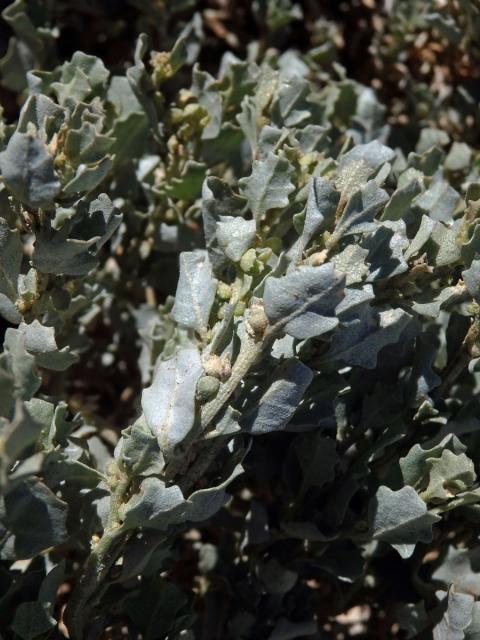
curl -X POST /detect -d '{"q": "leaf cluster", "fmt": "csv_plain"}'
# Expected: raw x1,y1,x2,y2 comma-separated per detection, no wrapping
2,2,480,639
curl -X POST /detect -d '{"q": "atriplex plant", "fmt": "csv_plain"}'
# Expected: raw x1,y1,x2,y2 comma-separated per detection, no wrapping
3,3,480,639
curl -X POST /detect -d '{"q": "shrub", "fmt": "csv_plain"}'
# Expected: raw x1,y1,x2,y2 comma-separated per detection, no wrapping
2,2,480,639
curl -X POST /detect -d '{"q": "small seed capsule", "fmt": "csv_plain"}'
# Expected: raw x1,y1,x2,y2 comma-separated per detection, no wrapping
196,375,221,402
203,354,232,381
246,302,269,337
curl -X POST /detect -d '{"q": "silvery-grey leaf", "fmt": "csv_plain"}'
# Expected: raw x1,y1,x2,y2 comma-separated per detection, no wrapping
271,334,296,360
404,214,436,261
325,304,412,369
107,75,144,117
211,405,241,438
120,419,164,477
381,178,422,222
400,434,466,489
171,250,217,334
25,398,74,449
241,358,313,434
331,245,369,285
253,251,291,297
216,216,257,262
4,478,68,558
363,220,409,281
467,602,480,639
3,328,41,401
0,217,22,323
178,11,203,65
263,263,345,339
126,34,159,136
329,180,389,246
461,222,480,268
294,124,330,153
202,177,247,274
62,157,113,195
433,589,474,640
142,348,203,456
422,450,476,503
17,94,66,139
335,284,375,315
417,127,450,154
122,478,186,530
58,51,109,89
433,547,480,598
0,294,20,325
429,220,462,267
407,329,441,405
203,304,235,360
414,180,461,222
239,152,295,221
373,162,392,187
1,401,43,463
38,562,66,612
408,145,444,176
463,259,480,302
290,177,339,263
192,67,222,140
412,284,464,318
271,77,311,127
369,485,440,558
51,52,109,107
335,140,395,197
18,320,77,371
64,118,113,164
277,49,309,80
257,125,289,158
254,64,279,114
0,132,60,208
237,95,258,154
84,194,123,251
445,142,472,173
32,194,122,275
33,234,97,276
354,86,387,140
184,464,243,521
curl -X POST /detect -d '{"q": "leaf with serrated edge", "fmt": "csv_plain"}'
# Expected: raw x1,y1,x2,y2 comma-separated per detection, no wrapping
370,485,440,558
239,151,295,221
0,132,60,208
